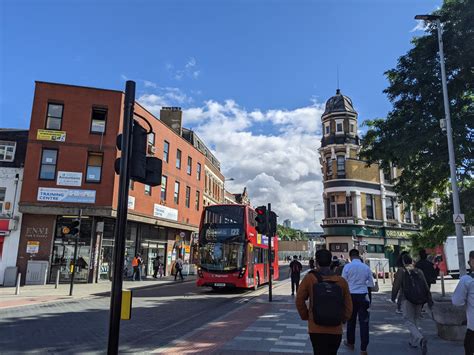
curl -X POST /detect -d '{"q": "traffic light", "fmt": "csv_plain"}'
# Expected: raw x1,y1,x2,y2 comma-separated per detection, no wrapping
115,120,162,186
61,219,80,237
255,206,267,234
269,211,277,236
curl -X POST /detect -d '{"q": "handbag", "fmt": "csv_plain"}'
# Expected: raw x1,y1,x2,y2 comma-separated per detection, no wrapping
372,281,379,292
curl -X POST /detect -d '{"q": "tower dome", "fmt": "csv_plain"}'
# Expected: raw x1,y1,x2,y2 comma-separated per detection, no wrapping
323,89,356,116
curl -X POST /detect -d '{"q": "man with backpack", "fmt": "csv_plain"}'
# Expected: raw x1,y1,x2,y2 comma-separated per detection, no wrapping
289,255,303,296
415,249,437,290
296,249,353,355
452,250,474,355
391,254,433,355
342,249,375,355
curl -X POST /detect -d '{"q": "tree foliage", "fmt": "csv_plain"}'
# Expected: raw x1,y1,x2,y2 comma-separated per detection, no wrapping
360,0,473,212
277,225,306,240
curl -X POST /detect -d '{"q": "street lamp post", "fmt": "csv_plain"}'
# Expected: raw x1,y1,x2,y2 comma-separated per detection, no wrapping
415,14,466,275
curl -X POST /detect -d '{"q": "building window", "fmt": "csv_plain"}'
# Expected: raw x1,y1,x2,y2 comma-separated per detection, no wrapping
335,120,344,134
324,123,330,135
366,194,374,220
176,149,181,169
337,156,345,177
350,123,355,133
90,108,107,133
386,196,395,220
0,188,5,214
384,168,392,184
367,244,384,253
174,181,180,204
129,179,135,190
163,141,169,163
46,103,64,130
39,149,58,180
329,243,348,253
161,175,167,201
187,157,192,175
404,206,412,223
148,132,155,146
330,195,336,217
86,152,103,182
0,141,16,162
185,186,191,208
326,157,333,177
195,190,200,210
197,163,202,181
144,184,152,196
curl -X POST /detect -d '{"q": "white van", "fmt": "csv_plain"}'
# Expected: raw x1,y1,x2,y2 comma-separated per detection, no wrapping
443,235,474,278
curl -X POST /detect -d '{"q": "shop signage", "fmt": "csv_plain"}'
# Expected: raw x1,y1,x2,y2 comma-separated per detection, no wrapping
37,129,66,142
128,196,135,210
37,187,96,204
385,229,416,239
57,171,82,187
26,241,40,254
153,204,178,221
25,227,49,239
184,245,191,253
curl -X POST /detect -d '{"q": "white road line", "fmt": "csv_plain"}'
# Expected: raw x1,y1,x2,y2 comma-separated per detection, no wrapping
243,328,283,334
234,336,263,341
274,341,307,347
269,348,305,353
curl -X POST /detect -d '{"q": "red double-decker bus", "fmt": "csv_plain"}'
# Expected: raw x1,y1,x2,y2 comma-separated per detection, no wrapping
196,204,279,289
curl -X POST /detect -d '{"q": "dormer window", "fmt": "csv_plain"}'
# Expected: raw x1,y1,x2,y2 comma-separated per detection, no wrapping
324,123,330,135
335,119,344,135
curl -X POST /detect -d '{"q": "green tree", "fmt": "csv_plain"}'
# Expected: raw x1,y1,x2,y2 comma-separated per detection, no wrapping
276,225,306,240
360,0,473,213
361,0,473,249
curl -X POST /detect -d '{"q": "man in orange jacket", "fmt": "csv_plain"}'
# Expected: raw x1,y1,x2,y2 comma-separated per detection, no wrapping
296,249,353,355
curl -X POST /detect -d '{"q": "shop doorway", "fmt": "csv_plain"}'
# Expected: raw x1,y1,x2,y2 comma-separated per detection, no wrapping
139,241,166,278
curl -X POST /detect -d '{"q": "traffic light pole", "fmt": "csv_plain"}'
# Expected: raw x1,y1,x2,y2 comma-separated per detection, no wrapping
107,81,135,355
69,209,82,297
267,203,272,302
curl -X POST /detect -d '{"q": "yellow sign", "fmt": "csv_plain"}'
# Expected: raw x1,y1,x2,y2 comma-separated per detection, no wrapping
37,129,66,142
257,234,262,244
184,245,191,253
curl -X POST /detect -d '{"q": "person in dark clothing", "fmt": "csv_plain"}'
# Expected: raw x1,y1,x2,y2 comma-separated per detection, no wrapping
395,251,409,313
415,249,437,290
309,257,315,270
289,255,303,296
153,257,162,278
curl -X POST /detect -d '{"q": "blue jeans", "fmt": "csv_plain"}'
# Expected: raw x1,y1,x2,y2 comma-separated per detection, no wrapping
347,293,370,351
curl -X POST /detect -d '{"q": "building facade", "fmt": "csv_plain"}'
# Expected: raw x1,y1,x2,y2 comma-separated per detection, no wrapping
17,82,207,284
0,130,28,285
319,90,419,265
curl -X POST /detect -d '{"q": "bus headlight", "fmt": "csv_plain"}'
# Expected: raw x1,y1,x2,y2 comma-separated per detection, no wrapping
197,267,204,278
238,266,246,278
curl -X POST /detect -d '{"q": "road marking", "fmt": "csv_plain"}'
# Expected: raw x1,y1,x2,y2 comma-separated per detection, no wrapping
244,328,283,334
269,348,304,353
274,341,307,347
234,336,263,341
280,335,309,340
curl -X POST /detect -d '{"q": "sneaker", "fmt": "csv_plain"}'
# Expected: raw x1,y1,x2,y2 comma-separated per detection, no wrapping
420,338,427,355
396,309,403,314
343,340,355,350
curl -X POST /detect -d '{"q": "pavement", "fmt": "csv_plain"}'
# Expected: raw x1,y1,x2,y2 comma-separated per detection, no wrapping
0,274,196,309
154,273,465,355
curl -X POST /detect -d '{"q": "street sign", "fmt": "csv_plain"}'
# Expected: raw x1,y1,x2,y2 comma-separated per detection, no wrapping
359,241,368,246
453,214,465,224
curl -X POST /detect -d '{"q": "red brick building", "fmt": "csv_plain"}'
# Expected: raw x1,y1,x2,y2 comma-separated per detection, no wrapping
17,82,206,284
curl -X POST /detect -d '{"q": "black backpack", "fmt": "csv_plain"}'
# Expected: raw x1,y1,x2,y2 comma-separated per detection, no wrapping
402,268,429,305
310,271,345,326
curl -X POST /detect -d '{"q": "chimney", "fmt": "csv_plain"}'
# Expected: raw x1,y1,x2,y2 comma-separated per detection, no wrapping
160,107,183,136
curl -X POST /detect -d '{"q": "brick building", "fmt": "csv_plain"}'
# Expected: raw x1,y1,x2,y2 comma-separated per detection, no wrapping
17,81,207,284
319,90,419,265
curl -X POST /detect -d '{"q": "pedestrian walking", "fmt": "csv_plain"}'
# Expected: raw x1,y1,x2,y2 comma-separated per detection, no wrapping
342,249,375,355
153,257,161,278
174,257,184,281
309,257,315,270
131,254,142,281
391,254,432,354
415,249,437,290
452,250,474,355
394,251,409,314
296,249,353,355
289,255,303,296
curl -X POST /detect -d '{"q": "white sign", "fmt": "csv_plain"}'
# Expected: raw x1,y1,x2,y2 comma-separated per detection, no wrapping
26,241,40,254
359,241,369,246
37,187,96,204
57,171,82,187
128,196,135,210
453,214,465,224
153,204,178,221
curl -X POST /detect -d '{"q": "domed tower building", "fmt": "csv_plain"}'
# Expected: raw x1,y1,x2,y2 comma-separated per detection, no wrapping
319,90,419,264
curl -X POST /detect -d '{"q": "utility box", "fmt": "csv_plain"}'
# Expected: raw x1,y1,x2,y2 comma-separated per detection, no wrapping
26,260,49,285
3,266,18,287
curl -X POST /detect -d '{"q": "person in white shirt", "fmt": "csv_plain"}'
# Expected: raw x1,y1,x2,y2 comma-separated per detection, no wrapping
452,250,474,355
342,249,375,355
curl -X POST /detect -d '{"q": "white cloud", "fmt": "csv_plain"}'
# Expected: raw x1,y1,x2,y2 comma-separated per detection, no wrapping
167,57,201,81
410,20,428,33
137,86,193,116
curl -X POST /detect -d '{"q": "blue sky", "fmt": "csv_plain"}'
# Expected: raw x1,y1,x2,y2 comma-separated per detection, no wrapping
0,0,441,230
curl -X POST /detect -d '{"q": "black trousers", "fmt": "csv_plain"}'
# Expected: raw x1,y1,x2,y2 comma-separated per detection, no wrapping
291,274,300,294
347,294,370,351
466,329,474,355
310,333,342,355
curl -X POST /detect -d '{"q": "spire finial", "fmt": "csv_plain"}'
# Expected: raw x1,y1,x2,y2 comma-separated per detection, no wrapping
337,64,340,92
336,88,341,95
